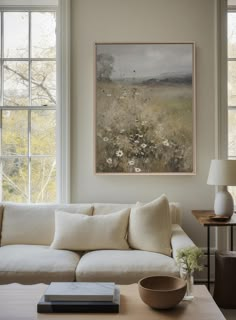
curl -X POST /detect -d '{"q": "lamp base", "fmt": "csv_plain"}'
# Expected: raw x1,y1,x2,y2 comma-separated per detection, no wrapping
214,188,234,217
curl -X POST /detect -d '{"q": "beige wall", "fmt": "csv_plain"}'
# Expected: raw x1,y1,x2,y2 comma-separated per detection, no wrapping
71,0,217,248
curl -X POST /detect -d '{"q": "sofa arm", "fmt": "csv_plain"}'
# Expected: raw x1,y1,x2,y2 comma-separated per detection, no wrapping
171,224,196,262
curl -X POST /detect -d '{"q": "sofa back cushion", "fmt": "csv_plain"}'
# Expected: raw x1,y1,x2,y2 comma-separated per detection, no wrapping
51,208,130,251
93,202,182,225
1,204,93,246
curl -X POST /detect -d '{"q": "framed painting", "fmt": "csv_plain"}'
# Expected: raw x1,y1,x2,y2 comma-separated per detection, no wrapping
95,43,196,175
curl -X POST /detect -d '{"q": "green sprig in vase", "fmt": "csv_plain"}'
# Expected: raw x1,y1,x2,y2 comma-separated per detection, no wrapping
176,246,203,300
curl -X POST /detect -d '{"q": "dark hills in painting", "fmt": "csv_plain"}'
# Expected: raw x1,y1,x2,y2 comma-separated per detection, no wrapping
144,73,192,85
112,73,192,86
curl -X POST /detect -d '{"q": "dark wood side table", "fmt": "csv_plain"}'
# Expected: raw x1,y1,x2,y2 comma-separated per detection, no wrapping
192,210,236,290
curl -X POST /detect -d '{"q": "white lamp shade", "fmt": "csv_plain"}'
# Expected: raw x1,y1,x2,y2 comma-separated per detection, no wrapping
207,159,236,186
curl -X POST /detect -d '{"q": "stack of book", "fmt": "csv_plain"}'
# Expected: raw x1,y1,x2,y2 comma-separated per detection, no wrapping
37,282,120,313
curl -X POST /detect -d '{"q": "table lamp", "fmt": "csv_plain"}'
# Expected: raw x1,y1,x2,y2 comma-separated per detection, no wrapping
207,159,236,217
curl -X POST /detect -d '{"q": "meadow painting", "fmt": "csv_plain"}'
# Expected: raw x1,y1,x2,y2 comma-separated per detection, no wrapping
95,43,195,174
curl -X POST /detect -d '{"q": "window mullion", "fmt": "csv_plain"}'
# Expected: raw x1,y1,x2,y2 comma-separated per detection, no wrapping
28,110,31,203
0,106,56,110
28,10,31,203
2,58,55,61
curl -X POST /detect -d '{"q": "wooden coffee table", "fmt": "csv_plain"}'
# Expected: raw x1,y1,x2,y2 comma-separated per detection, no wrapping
0,283,225,320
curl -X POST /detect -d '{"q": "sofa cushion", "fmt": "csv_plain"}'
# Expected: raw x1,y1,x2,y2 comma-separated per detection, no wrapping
51,208,130,251
0,245,81,284
76,250,179,284
93,202,182,225
93,203,135,215
128,195,172,256
1,204,93,246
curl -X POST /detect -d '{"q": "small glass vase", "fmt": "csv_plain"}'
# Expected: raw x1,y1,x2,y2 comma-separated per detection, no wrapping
180,269,194,301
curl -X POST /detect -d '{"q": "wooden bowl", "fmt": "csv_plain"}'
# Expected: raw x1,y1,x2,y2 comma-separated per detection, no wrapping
138,276,187,309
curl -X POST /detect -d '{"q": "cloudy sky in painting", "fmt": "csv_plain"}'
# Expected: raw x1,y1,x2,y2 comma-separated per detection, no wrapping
96,43,193,80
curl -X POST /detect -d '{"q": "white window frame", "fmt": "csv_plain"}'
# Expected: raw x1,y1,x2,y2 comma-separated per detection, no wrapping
227,5,236,161
215,0,228,250
56,0,71,203
0,0,71,203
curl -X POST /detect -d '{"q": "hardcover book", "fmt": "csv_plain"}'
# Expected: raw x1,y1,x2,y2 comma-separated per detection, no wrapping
37,286,120,313
44,282,115,302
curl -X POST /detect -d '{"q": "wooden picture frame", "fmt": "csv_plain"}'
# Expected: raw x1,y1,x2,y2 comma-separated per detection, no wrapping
94,42,196,175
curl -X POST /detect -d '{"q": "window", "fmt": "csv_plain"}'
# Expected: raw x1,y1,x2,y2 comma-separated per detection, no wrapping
0,9,57,202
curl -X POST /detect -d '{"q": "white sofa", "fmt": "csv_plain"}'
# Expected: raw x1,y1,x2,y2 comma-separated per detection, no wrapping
0,201,194,285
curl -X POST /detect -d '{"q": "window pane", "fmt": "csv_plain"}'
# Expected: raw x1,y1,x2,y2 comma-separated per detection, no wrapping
0,64,1,103
228,110,236,157
31,61,56,106
4,12,29,58
229,186,236,202
228,61,236,106
1,157,28,202
2,110,28,155
4,61,29,106
32,12,56,58
31,157,56,202
31,110,56,155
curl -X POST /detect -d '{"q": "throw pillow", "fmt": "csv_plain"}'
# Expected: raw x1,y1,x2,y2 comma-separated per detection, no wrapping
128,194,172,256
51,208,130,250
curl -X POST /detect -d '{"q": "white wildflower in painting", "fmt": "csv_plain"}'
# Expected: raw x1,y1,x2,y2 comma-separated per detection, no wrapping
141,143,147,148
103,137,109,142
135,167,141,173
120,129,125,133
116,150,123,157
106,158,112,164
128,160,135,166
141,121,147,125
134,140,139,144
163,139,170,146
